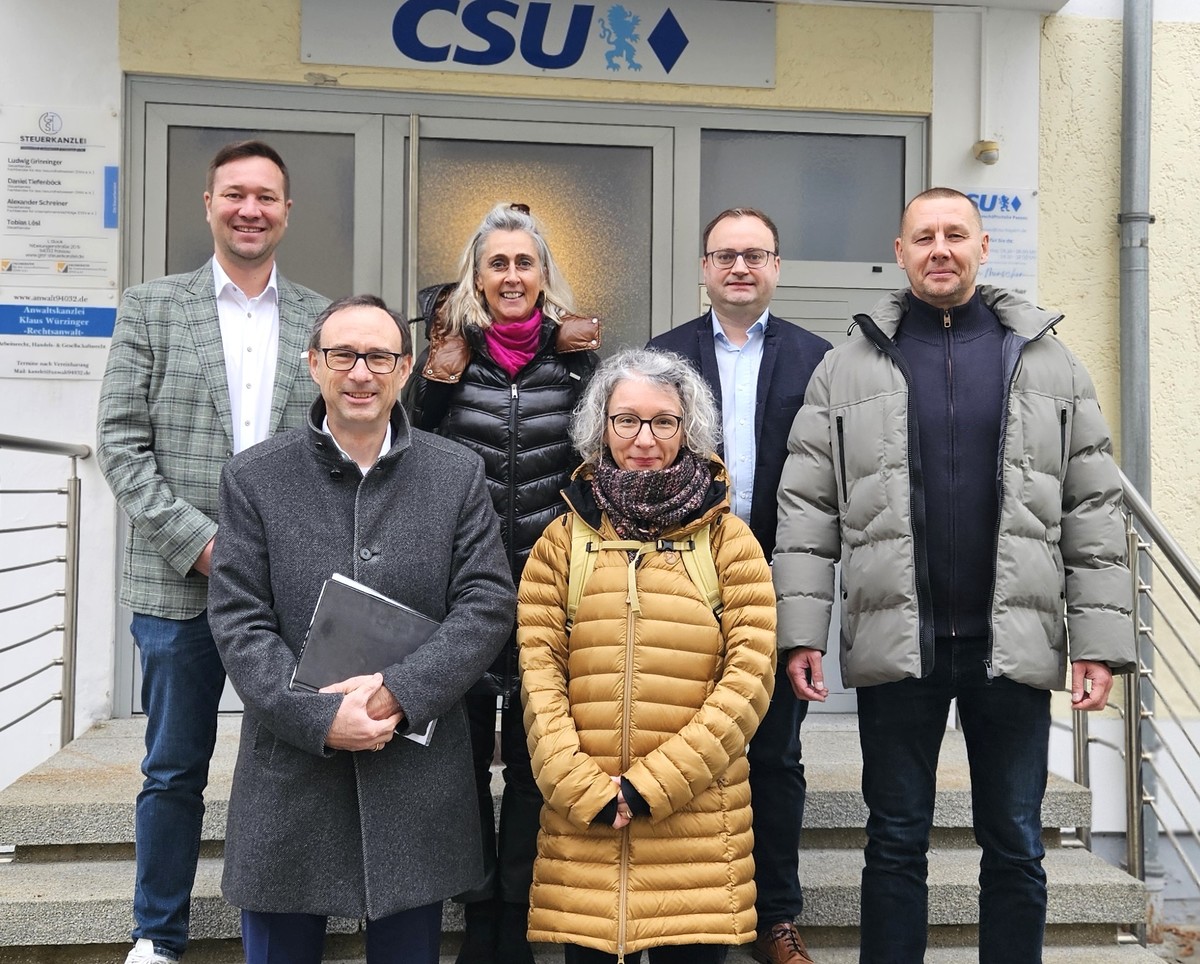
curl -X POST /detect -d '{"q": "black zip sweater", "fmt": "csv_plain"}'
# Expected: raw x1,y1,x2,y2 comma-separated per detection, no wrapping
893,290,1005,640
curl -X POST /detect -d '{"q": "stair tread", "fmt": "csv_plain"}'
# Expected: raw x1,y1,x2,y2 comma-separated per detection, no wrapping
0,716,1091,846
0,847,1145,940
797,846,1146,926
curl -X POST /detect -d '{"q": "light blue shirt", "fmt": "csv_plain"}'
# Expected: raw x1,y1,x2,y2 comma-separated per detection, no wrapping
712,309,768,524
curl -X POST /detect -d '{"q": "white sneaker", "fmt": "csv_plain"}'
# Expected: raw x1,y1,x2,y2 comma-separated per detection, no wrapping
124,939,178,964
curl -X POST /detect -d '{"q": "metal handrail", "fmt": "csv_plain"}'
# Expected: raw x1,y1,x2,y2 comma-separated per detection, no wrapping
0,434,91,459
0,434,90,747
1120,470,1200,598
1070,469,1200,946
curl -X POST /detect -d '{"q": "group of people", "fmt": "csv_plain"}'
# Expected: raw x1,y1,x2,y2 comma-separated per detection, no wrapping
97,138,1135,964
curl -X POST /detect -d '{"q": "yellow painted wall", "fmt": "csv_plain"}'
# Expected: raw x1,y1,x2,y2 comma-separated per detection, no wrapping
118,0,931,115
1042,15,1200,720
1042,16,1200,555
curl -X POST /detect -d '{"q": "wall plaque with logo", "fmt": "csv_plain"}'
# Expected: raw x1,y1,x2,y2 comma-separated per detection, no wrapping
966,188,1038,305
0,106,119,380
301,0,776,87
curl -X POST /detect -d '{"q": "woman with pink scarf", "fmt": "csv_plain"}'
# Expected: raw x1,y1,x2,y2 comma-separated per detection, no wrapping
404,202,600,964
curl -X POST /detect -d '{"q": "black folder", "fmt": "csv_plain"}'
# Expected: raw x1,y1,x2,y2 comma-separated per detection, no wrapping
290,573,440,745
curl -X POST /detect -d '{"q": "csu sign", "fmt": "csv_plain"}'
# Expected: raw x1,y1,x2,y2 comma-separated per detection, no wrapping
302,0,775,87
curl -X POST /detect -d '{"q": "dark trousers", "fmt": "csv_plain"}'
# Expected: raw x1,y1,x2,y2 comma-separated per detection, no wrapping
461,690,542,905
563,943,728,963
241,903,442,964
747,657,809,926
856,636,1051,964
131,611,227,958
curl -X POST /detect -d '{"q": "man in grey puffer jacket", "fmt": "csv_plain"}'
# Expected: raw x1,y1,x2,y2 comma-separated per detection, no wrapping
774,187,1134,964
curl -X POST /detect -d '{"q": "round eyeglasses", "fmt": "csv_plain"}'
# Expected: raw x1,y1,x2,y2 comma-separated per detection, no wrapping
704,247,776,269
317,348,405,374
608,413,683,440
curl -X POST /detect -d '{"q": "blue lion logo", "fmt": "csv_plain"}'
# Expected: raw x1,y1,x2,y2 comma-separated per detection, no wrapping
597,5,642,72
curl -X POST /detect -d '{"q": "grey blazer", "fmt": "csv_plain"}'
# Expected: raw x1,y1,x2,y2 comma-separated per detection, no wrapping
97,262,329,619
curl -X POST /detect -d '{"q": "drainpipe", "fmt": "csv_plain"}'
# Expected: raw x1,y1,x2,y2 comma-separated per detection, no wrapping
1118,0,1160,936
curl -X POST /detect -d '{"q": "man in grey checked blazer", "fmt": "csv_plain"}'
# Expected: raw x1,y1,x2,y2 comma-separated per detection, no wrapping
97,140,329,964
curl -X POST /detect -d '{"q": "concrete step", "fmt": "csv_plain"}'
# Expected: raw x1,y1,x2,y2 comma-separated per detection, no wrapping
0,718,237,848
0,715,1142,960
801,718,1091,838
0,843,1145,949
798,845,1146,929
0,716,1091,850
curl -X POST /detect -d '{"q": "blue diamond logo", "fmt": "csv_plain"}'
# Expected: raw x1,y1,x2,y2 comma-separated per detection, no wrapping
648,10,688,73
1011,196,1022,212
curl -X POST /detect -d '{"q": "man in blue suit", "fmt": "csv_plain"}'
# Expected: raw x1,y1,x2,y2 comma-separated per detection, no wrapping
97,140,328,964
649,207,830,964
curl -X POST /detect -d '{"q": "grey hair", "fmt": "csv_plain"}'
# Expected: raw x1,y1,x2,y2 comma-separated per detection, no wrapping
442,202,576,335
571,347,721,466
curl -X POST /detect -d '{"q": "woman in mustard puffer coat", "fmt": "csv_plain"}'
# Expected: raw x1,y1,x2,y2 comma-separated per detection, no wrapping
517,347,777,963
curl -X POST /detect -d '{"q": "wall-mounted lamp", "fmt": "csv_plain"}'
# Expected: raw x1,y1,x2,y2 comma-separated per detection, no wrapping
973,139,1000,165
974,9,999,166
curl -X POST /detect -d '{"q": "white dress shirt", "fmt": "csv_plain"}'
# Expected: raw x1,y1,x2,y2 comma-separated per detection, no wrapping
322,416,393,474
214,258,280,454
712,309,769,524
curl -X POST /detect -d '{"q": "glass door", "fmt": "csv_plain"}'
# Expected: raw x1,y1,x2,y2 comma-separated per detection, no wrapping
384,116,672,352
122,106,385,713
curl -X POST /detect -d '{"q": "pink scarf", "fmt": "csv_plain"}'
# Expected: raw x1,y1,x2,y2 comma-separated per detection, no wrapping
484,309,543,378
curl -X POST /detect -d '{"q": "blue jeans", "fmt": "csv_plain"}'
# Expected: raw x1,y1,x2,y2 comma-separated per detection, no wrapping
856,636,1050,964
241,903,442,964
748,658,809,925
131,611,227,958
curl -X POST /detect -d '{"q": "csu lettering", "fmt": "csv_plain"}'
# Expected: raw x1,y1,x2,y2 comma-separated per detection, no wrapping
393,0,595,69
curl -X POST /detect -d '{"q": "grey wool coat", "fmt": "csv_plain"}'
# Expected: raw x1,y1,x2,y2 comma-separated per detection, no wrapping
207,399,516,919
775,286,1135,691
97,263,328,619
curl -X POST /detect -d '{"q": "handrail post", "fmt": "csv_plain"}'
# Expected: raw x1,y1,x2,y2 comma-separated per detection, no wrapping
1124,524,1147,945
1072,706,1091,848
59,456,82,745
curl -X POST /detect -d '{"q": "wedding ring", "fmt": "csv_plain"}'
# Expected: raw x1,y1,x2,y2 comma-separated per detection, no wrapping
373,743,384,752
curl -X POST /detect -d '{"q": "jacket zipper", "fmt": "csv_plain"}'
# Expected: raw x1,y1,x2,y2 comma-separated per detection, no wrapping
944,309,958,637
1060,405,1068,474
617,570,637,963
835,415,848,503
502,380,520,708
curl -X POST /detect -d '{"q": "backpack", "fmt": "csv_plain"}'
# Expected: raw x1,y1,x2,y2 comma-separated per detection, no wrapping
565,513,723,633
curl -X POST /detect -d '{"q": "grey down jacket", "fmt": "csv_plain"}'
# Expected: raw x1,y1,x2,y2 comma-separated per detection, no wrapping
774,286,1135,691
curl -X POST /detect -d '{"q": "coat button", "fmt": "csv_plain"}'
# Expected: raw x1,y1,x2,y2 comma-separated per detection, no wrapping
330,468,343,480
359,548,373,561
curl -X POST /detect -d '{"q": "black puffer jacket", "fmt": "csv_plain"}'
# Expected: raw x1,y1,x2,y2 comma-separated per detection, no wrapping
404,286,600,696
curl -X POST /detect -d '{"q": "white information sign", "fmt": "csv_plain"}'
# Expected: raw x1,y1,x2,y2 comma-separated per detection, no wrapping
302,0,775,87
1,106,119,380
966,188,1038,305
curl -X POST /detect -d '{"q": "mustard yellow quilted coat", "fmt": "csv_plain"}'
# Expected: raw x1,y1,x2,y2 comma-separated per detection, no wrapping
517,467,776,956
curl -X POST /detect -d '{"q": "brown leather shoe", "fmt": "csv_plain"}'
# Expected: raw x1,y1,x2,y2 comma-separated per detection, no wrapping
752,921,816,964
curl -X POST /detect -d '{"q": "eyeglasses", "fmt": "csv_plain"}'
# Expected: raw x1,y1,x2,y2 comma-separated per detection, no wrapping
608,413,683,440
317,348,405,374
704,248,776,269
